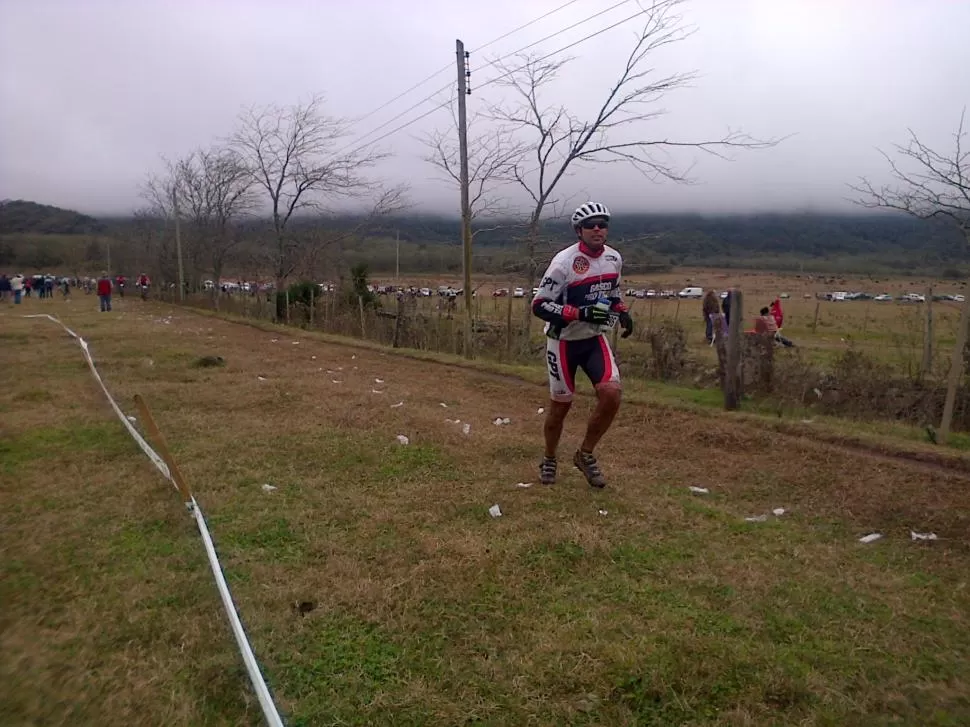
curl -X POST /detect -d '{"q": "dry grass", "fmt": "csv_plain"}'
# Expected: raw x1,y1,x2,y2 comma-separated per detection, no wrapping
2,294,969,726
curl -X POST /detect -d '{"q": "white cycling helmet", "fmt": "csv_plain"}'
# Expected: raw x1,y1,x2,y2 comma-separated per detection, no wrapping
571,202,611,228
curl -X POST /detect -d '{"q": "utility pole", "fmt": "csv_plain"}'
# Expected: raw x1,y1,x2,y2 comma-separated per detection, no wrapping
172,187,185,302
456,38,473,359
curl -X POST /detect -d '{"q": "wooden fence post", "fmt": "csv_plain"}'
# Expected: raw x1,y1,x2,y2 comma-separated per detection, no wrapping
358,295,366,339
506,292,513,356
309,285,315,329
811,300,820,333
939,294,970,443
724,290,743,410
285,289,290,325
923,285,933,377
393,295,403,348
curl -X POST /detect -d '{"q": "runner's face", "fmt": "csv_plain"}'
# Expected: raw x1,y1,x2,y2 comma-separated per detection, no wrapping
578,217,609,248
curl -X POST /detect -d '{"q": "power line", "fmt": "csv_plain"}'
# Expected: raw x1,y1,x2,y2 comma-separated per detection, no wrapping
469,0,586,54
475,5,648,93
335,79,454,155
346,0,589,131
341,99,454,158
350,66,452,129
339,1,649,158
471,0,636,82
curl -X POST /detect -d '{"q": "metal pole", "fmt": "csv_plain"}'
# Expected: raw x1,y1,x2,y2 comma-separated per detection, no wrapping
456,39,473,359
173,189,185,301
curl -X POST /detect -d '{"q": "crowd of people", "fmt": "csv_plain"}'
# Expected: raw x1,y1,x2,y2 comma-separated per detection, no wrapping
0,272,152,309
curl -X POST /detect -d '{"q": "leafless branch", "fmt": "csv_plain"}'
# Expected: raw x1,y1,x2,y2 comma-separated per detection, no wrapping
480,0,781,303
229,95,390,286
850,108,970,240
421,100,527,221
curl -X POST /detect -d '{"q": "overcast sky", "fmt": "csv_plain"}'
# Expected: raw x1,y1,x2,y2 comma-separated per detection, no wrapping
1,0,968,219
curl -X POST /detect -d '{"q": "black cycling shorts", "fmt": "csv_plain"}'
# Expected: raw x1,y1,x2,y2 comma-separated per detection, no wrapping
545,334,620,402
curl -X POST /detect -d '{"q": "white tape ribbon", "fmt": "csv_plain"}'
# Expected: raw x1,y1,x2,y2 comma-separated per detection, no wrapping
24,314,285,727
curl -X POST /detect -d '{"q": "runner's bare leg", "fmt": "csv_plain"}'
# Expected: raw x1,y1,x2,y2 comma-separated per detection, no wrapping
544,401,572,458
580,385,621,453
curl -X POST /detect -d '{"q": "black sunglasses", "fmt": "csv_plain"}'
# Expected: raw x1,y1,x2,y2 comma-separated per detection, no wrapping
581,219,609,230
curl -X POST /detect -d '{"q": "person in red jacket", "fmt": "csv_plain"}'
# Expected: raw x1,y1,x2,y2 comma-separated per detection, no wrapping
97,272,113,312
770,298,784,330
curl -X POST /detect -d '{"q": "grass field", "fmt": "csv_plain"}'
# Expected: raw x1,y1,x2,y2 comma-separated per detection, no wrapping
2,294,970,726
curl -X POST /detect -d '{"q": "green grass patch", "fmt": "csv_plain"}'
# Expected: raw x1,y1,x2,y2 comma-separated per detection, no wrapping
0,422,135,474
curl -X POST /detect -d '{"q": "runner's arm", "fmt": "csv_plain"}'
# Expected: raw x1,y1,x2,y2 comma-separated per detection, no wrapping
531,263,579,325
608,261,628,313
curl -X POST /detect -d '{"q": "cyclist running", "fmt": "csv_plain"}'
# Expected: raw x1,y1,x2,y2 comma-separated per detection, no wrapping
137,272,151,300
532,202,633,488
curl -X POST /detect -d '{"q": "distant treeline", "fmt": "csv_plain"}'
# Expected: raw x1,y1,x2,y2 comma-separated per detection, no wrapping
0,199,103,235
2,199,967,281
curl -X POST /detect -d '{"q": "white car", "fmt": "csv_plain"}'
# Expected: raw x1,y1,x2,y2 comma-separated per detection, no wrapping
512,287,525,298
678,287,703,299
874,294,893,302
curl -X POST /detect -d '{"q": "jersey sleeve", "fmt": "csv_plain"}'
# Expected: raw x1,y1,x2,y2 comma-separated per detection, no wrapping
608,252,628,313
532,257,580,326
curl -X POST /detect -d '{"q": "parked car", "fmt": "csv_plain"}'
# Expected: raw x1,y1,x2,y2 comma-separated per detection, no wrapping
512,287,525,298
874,294,893,302
678,287,703,299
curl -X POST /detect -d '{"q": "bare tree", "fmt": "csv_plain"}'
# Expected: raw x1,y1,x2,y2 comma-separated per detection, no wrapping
174,148,255,295
851,109,970,443
422,105,527,231
485,0,777,331
141,165,187,285
229,95,390,289
851,109,970,244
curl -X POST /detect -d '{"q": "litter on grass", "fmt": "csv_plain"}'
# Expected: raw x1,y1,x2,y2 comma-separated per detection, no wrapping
488,504,502,518
859,533,883,544
688,486,709,494
396,435,409,445
390,401,404,408
911,531,938,541
261,484,277,493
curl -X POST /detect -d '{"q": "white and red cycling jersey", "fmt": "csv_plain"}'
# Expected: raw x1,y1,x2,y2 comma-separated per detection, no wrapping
531,240,628,341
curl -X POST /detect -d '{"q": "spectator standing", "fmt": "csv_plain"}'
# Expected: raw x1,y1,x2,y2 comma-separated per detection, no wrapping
97,272,113,312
